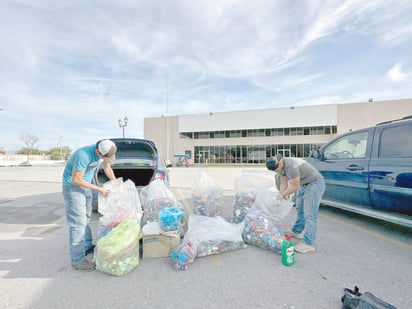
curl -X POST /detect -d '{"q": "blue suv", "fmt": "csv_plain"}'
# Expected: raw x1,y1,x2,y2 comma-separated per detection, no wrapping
306,116,412,228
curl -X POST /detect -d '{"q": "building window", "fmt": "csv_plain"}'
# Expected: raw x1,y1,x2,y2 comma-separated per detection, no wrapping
181,125,338,140
180,132,193,139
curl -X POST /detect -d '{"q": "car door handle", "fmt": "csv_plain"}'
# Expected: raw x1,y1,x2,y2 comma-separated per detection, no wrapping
346,165,364,171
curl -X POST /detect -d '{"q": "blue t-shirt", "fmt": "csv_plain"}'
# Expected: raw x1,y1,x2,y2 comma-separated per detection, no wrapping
62,145,101,187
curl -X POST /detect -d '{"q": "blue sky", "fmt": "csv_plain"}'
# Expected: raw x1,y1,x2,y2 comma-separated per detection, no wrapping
1,0,411,152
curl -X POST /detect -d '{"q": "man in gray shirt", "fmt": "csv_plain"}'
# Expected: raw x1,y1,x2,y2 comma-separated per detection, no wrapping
267,157,325,253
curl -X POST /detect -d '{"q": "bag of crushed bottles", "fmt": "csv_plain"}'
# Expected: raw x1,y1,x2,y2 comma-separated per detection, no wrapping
231,174,275,223
191,170,223,217
95,219,140,276
242,206,285,254
98,178,143,225
170,241,197,271
252,189,294,220
159,207,185,232
183,214,247,257
141,179,182,224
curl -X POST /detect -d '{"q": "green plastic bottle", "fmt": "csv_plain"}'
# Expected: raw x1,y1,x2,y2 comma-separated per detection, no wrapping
281,235,295,266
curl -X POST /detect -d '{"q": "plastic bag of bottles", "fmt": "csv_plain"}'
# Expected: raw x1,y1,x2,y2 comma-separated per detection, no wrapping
253,189,293,220
171,241,197,271
142,179,181,224
183,214,247,257
242,207,285,254
98,178,143,225
95,219,140,276
191,170,223,217
231,174,274,223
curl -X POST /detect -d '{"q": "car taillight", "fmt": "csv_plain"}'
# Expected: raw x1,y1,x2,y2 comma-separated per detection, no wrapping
155,172,165,180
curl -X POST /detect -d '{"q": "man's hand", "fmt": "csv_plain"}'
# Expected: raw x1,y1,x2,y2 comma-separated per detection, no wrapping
99,188,111,197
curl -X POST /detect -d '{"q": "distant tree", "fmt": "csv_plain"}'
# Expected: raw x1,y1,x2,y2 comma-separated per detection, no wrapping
48,145,71,160
0,147,5,154
19,132,39,162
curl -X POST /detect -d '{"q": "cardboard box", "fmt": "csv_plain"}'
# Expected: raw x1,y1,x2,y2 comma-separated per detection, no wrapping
142,231,181,259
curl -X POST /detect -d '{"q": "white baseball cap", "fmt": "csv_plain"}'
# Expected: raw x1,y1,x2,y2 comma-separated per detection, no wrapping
97,139,117,163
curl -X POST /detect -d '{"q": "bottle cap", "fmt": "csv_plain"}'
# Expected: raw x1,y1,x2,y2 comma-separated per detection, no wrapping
285,235,291,241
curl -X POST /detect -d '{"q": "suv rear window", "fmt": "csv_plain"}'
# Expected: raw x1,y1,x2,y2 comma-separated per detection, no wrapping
379,123,412,158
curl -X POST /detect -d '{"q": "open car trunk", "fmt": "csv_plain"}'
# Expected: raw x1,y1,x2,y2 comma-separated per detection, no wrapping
95,138,158,187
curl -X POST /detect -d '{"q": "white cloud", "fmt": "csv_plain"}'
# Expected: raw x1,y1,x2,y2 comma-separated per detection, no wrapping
1,0,412,152
387,63,411,81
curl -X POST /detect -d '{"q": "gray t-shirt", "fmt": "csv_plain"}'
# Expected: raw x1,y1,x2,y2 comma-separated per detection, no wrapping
280,157,322,185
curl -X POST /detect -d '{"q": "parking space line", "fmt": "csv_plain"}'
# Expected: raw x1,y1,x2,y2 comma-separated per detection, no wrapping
210,254,224,266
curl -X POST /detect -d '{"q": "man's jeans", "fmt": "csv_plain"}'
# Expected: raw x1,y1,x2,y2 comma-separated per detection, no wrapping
292,178,326,245
62,185,93,265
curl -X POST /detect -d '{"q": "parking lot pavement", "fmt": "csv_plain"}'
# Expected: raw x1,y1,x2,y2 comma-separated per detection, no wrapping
1,165,411,309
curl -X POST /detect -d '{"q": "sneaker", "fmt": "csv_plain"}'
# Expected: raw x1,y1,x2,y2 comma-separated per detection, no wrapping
73,259,96,272
285,230,304,239
295,242,315,253
85,245,95,256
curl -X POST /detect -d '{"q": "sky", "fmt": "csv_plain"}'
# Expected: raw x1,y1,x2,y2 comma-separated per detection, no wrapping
1,0,412,153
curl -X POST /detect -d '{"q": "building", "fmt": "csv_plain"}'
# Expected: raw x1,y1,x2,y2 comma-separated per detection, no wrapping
144,98,412,165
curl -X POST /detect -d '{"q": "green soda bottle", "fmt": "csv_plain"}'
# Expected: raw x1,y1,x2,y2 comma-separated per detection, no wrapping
281,235,295,266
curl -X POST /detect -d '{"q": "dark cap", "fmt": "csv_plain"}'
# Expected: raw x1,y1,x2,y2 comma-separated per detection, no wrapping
266,157,279,171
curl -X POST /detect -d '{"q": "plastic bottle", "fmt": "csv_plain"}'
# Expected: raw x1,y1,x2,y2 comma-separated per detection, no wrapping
281,235,295,266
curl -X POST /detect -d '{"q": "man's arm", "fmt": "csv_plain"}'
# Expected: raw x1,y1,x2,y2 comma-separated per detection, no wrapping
71,170,110,195
102,162,116,181
279,176,300,199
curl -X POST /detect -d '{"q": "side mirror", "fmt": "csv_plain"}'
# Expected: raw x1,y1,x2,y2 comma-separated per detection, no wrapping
309,149,320,159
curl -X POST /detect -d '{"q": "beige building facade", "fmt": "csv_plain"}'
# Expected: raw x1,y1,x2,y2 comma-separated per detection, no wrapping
144,98,412,165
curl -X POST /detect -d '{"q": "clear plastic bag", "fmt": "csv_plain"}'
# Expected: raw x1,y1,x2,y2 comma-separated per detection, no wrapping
232,174,275,223
191,170,223,217
242,207,285,254
95,219,140,276
142,179,182,224
253,189,293,220
98,178,143,225
171,241,197,271
183,214,247,257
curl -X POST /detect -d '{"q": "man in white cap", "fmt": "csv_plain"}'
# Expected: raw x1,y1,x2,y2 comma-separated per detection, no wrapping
62,139,117,271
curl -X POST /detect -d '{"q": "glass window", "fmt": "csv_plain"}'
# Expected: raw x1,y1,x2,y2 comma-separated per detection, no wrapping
230,130,241,138
324,131,369,159
379,123,412,158
179,132,193,139
197,132,210,139
215,131,225,138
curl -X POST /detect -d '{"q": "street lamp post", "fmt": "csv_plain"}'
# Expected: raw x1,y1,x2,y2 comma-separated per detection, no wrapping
118,116,128,138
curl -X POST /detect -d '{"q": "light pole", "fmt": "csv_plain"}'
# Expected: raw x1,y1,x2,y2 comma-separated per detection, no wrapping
118,116,128,138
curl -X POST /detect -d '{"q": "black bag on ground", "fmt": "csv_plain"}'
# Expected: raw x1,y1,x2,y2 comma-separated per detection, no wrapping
341,286,396,309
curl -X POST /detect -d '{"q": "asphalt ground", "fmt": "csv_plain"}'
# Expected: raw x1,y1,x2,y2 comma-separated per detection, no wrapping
0,165,411,309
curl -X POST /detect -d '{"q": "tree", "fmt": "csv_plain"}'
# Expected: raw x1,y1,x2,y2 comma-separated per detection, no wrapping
49,145,71,160
20,132,39,162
